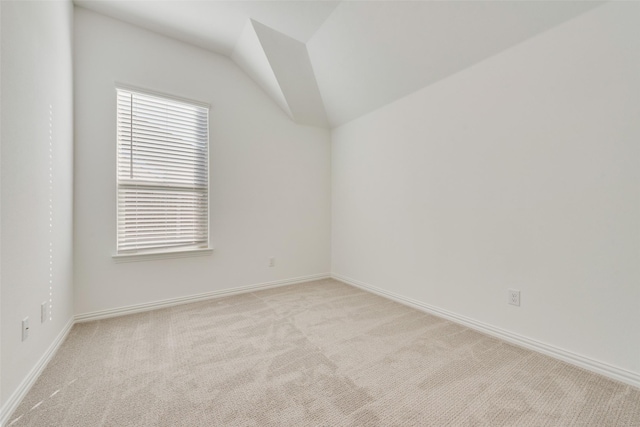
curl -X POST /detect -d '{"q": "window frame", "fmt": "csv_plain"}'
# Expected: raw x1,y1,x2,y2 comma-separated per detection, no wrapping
112,84,212,261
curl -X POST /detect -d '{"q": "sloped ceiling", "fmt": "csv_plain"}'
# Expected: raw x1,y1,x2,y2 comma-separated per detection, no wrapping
73,1,340,55
74,1,603,128
251,20,328,128
231,19,293,119
308,1,603,127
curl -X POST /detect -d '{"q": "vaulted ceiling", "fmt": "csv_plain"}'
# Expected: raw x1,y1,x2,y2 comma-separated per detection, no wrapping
75,1,603,128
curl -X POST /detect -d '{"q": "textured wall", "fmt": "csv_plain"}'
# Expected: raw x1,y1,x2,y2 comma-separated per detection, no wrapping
1,0,75,408
332,2,640,376
73,8,331,315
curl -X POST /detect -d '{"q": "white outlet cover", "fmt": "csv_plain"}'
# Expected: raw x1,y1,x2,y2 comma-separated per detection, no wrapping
22,317,30,341
508,289,521,306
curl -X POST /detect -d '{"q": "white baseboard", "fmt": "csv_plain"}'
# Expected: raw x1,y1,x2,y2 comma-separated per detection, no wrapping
0,318,74,427
332,273,640,390
75,273,331,323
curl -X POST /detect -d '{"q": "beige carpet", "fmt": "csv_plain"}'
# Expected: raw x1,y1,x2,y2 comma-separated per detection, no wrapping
8,279,640,426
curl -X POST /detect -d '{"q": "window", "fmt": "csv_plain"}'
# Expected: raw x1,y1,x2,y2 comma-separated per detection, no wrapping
116,87,209,255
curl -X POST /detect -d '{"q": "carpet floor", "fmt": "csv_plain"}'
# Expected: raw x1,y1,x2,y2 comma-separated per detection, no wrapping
8,279,640,426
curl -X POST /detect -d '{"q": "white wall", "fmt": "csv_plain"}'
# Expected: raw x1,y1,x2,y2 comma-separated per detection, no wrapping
74,8,331,315
332,1,640,377
0,0,3,409
1,0,74,409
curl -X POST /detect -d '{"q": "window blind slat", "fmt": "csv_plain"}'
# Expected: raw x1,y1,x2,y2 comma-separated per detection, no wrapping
117,167,208,181
119,149,207,165
118,95,207,115
118,181,207,191
117,120,208,138
116,107,207,125
117,107,207,124
117,92,206,113
118,134,207,149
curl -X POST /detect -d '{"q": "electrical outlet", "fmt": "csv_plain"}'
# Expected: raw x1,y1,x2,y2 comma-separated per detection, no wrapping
22,317,30,341
269,257,275,267
508,289,521,306
41,302,48,323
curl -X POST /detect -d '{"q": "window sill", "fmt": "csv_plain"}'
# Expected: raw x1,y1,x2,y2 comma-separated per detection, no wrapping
112,248,213,263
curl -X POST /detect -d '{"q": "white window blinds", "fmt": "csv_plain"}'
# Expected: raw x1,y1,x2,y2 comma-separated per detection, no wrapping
116,88,209,254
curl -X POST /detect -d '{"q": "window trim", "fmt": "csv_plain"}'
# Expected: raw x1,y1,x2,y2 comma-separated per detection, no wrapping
112,84,212,260
112,248,213,263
